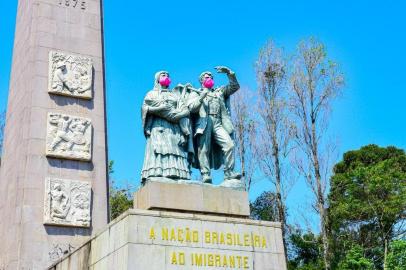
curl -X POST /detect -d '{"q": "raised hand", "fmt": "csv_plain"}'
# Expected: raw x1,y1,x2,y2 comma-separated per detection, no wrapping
214,66,232,74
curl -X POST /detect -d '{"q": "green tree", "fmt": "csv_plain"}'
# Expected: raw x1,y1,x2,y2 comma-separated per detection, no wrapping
109,185,133,220
288,229,324,270
250,191,279,221
386,240,406,270
108,160,134,220
328,145,406,269
337,245,374,270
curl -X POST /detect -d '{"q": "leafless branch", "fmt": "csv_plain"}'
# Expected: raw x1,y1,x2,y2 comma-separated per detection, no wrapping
288,37,344,270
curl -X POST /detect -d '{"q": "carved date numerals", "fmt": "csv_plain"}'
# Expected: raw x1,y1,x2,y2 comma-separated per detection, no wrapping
58,0,87,10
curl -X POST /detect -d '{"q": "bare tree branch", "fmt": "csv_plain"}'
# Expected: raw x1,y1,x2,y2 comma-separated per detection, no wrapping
253,40,297,265
288,37,344,270
231,87,258,191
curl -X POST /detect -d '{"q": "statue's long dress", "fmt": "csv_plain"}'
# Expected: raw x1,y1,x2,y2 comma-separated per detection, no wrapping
141,89,190,181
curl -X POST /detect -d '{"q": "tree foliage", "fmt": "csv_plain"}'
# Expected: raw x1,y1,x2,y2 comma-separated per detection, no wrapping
337,245,374,270
288,230,324,270
328,145,406,269
386,240,406,270
109,186,133,220
108,160,134,220
250,191,279,221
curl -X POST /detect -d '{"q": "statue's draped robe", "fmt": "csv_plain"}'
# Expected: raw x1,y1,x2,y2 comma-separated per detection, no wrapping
141,89,190,181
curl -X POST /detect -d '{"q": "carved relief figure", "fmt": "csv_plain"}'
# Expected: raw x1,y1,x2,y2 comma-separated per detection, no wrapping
141,71,206,183
49,243,75,262
48,114,72,151
46,113,92,161
52,62,73,93
50,183,70,220
48,51,93,99
71,191,91,225
44,178,91,227
76,67,92,94
70,118,91,153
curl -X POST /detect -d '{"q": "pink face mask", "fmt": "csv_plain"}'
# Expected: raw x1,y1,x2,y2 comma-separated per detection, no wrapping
203,78,214,89
159,76,171,87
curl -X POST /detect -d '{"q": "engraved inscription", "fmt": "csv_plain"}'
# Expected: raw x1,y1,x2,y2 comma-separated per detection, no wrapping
58,0,87,10
46,113,92,161
49,51,93,99
44,177,91,227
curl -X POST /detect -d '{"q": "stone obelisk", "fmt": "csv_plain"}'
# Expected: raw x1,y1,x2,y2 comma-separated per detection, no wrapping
0,1,109,269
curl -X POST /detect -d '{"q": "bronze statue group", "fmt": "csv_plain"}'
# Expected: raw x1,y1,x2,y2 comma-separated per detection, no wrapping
141,66,244,188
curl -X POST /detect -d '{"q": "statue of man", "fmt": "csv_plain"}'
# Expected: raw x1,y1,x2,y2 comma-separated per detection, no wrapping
192,66,242,184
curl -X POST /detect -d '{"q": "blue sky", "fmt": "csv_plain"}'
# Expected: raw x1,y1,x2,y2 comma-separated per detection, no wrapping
1,0,405,229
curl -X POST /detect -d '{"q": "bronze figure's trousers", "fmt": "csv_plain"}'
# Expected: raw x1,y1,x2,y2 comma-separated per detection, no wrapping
197,115,235,175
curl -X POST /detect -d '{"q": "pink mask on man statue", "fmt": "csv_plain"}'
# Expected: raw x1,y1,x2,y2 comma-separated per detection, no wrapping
159,77,171,87
203,78,214,89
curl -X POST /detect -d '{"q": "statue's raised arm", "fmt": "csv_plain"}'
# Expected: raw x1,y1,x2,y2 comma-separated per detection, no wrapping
214,66,240,98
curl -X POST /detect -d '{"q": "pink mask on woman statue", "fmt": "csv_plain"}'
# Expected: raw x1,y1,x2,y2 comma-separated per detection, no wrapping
159,77,171,87
203,78,214,89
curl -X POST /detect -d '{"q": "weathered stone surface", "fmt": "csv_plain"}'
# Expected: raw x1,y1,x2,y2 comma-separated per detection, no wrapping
0,1,108,269
44,177,91,227
48,50,93,99
49,209,287,270
134,181,250,217
48,243,76,262
46,112,92,161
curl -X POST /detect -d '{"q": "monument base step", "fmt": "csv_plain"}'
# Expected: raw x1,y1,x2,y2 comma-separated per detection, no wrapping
134,180,250,217
49,209,287,270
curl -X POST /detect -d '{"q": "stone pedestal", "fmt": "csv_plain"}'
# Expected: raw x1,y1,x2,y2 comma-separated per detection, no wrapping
51,183,287,269
134,181,250,217
49,209,287,270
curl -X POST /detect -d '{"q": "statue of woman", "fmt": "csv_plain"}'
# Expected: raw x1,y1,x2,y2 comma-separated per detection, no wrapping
141,71,192,183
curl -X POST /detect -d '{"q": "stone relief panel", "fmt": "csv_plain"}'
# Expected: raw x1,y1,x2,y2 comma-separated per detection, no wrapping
49,243,75,262
46,113,92,161
48,50,93,99
44,177,92,227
